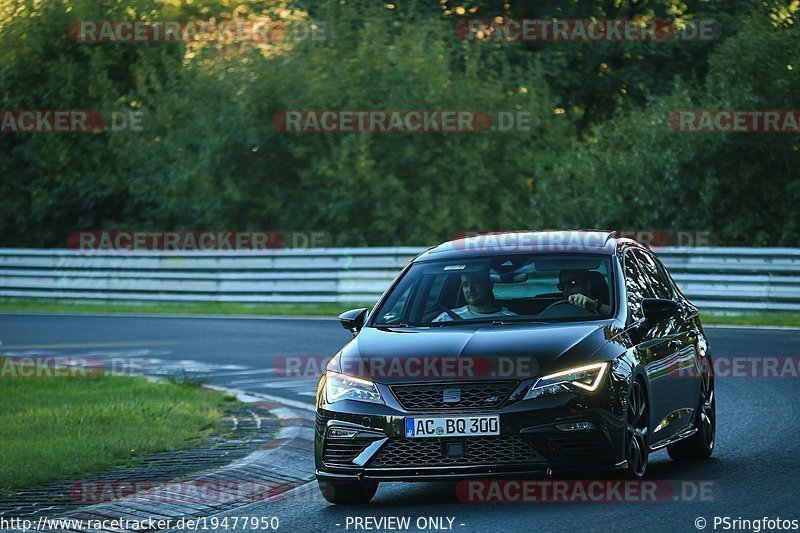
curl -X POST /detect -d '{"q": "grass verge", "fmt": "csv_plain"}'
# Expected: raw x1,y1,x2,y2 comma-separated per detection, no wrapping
0,361,237,492
0,298,798,327
700,312,800,327
0,298,369,318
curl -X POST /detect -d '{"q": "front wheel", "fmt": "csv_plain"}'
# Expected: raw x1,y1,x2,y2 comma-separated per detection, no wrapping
622,378,649,479
668,361,715,461
318,479,378,504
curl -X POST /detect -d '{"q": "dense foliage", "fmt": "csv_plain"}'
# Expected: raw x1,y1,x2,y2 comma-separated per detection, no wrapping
1,0,798,246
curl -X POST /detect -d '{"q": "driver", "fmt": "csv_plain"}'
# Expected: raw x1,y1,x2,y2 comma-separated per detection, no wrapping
558,269,610,314
433,270,517,322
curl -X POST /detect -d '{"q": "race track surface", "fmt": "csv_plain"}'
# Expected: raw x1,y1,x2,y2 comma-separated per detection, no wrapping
1,314,798,533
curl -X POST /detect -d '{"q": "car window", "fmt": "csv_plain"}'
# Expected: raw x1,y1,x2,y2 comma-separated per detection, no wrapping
377,280,413,323
491,270,561,299
492,261,611,300
623,251,652,321
372,254,614,326
632,250,672,300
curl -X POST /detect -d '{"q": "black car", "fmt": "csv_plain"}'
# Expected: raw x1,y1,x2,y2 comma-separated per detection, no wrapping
314,231,715,504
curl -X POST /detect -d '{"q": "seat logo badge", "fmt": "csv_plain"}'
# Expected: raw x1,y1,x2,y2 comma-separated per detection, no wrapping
443,388,461,403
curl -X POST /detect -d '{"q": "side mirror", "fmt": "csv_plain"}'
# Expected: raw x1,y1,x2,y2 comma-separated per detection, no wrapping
641,298,681,323
338,308,368,335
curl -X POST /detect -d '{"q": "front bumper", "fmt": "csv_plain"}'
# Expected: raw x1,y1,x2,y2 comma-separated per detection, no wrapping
315,374,629,482
317,464,551,482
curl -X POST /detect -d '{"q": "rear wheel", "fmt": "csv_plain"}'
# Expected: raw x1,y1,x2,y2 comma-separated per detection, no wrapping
623,378,649,479
318,479,378,504
668,361,715,461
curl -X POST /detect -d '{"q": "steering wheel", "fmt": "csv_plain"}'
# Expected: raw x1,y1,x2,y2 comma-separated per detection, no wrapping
539,299,595,318
435,303,463,321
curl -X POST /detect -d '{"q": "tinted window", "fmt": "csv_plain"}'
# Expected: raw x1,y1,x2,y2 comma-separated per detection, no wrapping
377,282,413,323
633,250,672,300
372,254,614,326
623,252,651,321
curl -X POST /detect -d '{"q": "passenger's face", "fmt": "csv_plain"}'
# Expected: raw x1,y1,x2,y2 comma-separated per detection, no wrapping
561,276,592,298
461,274,491,306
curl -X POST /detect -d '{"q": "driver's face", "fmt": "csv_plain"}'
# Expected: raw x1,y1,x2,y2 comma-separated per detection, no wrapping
561,277,592,298
461,274,491,306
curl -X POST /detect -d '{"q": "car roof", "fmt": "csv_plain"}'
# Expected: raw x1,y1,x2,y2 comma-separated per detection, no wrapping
414,230,648,262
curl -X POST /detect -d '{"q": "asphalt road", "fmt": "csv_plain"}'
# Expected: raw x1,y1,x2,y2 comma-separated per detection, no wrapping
1,313,799,533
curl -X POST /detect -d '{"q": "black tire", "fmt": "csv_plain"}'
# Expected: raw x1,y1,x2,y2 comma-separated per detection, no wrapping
622,378,649,479
318,479,378,504
668,360,715,461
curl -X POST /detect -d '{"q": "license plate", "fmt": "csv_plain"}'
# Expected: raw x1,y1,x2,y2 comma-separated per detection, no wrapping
405,415,500,438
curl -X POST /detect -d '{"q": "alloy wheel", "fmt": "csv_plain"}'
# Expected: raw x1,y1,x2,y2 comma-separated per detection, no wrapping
626,379,649,478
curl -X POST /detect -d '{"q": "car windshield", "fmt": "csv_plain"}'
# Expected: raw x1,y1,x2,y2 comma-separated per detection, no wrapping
372,254,614,327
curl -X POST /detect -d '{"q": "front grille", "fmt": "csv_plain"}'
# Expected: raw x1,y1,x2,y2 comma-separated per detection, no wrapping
322,438,374,466
390,381,517,411
369,436,541,468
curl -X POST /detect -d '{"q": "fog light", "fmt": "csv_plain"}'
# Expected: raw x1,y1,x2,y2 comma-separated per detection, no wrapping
328,428,358,438
555,421,595,431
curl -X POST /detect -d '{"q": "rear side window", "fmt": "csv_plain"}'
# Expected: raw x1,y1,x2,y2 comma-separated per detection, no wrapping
633,250,672,300
623,252,652,321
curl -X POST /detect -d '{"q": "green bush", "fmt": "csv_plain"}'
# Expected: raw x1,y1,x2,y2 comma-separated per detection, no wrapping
0,1,797,246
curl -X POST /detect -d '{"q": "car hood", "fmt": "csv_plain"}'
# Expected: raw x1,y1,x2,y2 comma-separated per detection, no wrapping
332,321,619,384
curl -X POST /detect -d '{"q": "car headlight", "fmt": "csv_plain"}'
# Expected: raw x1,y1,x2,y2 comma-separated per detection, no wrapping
524,362,609,400
325,371,384,404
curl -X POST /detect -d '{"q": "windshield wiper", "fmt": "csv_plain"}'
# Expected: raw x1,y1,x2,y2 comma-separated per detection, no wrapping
491,319,549,325
427,319,547,327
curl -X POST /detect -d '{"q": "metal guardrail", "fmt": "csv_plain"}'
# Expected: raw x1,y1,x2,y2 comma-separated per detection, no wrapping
0,248,424,304
655,247,800,312
1,247,799,312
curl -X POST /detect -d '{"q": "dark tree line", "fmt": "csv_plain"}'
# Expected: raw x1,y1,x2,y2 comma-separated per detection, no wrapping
1,0,798,247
